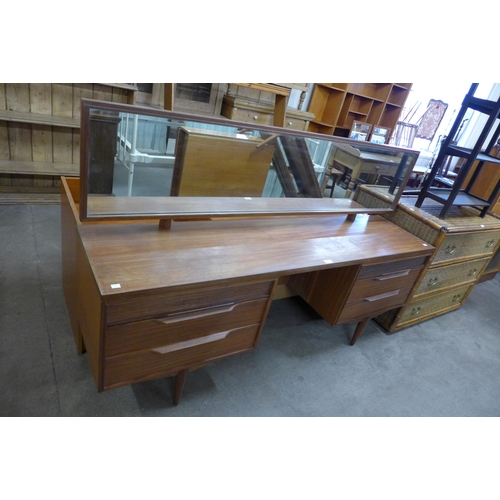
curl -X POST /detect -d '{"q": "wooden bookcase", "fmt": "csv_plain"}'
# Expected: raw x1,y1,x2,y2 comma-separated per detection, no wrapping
307,83,412,142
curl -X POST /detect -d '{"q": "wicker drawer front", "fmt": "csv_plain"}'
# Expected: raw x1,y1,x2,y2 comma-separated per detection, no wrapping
414,257,490,298
106,280,274,324
339,286,412,323
348,267,422,302
399,285,471,324
433,231,500,264
105,298,269,357
103,324,260,389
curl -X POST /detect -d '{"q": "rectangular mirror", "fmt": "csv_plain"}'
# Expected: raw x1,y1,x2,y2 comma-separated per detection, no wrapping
79,99,419,222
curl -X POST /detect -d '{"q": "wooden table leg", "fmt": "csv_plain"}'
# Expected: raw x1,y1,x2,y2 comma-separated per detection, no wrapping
350,317,370,346
173,369,188,406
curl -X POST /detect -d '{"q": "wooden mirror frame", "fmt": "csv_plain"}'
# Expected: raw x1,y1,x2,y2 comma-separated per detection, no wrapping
79,99,419,223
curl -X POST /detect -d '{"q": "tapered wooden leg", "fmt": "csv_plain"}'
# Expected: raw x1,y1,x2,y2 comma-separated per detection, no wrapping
350,317,370,346
173,369,188,406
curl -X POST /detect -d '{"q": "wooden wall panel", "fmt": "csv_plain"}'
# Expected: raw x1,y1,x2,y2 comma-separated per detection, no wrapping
30,84,52,115
93,84,113,102
5,83,30,112
52,84,73,118
0,83,137,193
0,84,6,110
0,121,9,159
73,84,93,119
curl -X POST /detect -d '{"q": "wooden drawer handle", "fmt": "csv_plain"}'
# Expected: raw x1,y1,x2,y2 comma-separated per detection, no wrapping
375,269,410,281
452,294,462,303
364,289,400,302
152,329,233,354
411,306,421,316
485,240,495,248
157,303,236,325
468,268,478,277
445,245,457,254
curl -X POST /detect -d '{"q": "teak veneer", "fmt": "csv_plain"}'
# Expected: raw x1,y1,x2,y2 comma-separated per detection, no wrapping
61,178,433,405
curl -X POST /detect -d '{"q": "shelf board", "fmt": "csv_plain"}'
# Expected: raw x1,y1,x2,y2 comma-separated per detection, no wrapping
347,110,369,117
98,83,138,91
0,109,80,128
317,84,346,92
468,96,500,115
446,145,500,164
311,119,335,127
0,159,79,176
425,188,490,207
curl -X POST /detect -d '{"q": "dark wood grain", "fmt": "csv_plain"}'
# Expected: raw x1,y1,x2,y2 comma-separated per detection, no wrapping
78,214,432,298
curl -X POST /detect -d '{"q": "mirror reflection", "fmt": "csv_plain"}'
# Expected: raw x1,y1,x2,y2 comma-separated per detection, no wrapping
82,100,418,220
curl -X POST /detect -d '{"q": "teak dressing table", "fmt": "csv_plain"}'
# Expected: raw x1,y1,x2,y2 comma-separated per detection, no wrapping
61,100,433,405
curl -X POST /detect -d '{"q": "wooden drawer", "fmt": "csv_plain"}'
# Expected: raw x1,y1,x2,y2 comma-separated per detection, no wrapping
414,257,490,298
399,284,472,325
105,297,269,357
349,267,423,302
284,118,308,131
433,230,500,264
106,280,274,324
224,104,308,131
103,324,260,389
360,163,397,177
357,256,427,279
339,286,413,323
229,108,272,126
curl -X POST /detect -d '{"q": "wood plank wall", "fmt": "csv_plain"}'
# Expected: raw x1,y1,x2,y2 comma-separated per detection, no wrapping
0,83,135,192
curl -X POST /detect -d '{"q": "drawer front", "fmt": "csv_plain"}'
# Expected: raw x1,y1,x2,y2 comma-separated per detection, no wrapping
106,280,274,324
414,257,490,298
231,108,273,126
104,324,260,389
105,297,269,357
284,118,307,131
433,231,500,264
357,256,427,279
339,286,413,323
361,163,396,177
399,285,471,324
348,267,422,302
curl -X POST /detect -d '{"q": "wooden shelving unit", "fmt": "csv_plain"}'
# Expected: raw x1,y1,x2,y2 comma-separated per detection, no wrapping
415,83,500,218
307,83,412,142
0,83,137,202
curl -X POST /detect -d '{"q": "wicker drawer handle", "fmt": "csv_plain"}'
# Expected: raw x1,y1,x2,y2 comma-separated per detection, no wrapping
152,329,233,354
468,269,478,277
452,294,462,303
157,303,236,325
375,269,410,281
411,307,421,316
445,245,457,254
427,277,439,287
485,240,495,248
364,289,400,302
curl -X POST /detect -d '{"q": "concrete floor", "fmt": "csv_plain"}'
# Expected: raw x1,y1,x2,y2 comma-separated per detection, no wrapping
1,203,500,417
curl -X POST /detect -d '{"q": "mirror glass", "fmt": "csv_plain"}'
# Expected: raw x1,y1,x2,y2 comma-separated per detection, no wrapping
79,99,419,221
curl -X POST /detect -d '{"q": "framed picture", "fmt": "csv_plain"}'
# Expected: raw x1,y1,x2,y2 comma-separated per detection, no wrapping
369,126,391,144
349,121,372,141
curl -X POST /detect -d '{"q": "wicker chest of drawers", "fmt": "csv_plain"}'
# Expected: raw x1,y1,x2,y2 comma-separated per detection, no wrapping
355,185,500,332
